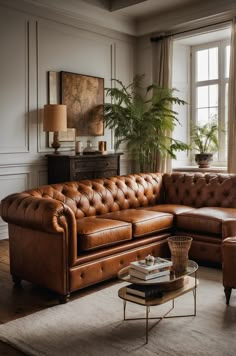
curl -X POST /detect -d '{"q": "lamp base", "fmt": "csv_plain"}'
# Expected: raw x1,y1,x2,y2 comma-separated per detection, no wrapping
51,131,60,154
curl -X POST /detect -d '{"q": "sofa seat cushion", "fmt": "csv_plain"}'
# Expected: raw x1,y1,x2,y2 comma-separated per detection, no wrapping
98,209,173,238
77,217,132,251
177,207,236,237
143,204,194,215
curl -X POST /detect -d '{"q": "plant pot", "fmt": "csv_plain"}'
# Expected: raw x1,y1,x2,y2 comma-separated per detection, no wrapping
195,153,213,168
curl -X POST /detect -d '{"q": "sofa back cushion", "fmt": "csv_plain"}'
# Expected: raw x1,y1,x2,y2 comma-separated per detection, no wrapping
24,173,163,218
163,173,236,208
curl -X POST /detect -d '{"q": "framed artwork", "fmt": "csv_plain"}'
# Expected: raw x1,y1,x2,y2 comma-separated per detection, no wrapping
47,71,75,147
60,71,104,136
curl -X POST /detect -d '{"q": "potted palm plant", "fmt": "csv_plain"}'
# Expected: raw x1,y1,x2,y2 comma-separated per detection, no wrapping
103,75,189,172
191,122,219,168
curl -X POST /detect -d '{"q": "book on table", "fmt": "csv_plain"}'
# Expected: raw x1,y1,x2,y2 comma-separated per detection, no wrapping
129,267,170,280
126,283,163,299
130,257,172,274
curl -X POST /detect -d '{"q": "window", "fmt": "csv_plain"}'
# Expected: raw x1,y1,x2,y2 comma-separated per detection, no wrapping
191,40,230,164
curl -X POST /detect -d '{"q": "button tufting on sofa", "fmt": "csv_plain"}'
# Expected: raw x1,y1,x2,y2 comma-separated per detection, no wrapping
2,172,236,301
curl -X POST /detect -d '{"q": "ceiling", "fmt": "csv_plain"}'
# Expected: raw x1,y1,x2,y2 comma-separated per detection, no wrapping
21,0,236,36
85,0,200,19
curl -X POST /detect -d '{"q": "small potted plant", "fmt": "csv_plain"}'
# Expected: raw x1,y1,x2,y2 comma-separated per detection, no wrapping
191,122,219,168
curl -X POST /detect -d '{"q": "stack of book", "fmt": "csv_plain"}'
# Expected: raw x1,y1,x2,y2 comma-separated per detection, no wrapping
129,257,173,281
126,283,163,299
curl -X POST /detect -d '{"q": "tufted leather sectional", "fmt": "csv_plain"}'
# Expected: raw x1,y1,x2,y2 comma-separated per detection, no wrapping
1,172,236,302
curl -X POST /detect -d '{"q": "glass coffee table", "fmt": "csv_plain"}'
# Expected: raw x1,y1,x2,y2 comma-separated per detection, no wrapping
117,260,198,344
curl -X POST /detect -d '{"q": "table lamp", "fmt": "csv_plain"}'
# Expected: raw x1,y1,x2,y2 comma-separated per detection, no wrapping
43,104,67,154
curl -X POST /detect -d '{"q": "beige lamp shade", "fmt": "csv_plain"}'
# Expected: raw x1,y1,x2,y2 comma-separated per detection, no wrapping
43,104,67,132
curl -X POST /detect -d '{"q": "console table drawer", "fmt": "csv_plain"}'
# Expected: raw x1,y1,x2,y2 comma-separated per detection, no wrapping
72,172,95,181
72,169,118,181
47,153,122,184
72,157,117,171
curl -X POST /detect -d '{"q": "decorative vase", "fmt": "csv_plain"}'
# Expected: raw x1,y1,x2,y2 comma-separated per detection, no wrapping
98,140,107,153
83,140,94,153
168,236,193,273
195,153,213,168
75,141,83,154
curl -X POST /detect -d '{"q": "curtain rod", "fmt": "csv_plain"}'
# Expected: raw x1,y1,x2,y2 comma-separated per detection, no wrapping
150,19,232,42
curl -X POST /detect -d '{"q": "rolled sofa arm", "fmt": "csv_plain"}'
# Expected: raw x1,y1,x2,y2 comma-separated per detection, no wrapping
0,193,76,234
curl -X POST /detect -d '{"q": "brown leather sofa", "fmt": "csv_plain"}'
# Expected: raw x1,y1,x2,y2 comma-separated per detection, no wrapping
222,237,236,305
1,172,236,302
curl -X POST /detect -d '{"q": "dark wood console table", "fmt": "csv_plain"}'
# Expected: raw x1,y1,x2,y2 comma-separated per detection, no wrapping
46,152,123,184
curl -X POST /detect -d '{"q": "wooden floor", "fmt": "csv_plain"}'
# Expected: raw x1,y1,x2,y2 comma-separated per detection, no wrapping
0,239,118,355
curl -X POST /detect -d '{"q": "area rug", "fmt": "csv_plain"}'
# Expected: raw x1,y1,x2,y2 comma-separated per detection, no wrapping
0,267,236,356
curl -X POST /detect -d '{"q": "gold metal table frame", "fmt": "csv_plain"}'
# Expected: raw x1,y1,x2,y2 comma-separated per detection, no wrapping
118,260,198,344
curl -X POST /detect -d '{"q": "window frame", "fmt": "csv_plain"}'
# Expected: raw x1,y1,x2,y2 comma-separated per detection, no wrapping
191,39,230,166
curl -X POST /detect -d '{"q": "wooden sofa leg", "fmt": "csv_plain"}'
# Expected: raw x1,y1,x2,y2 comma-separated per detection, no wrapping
224,287,232,305
12,275,22,288
59,293,70,304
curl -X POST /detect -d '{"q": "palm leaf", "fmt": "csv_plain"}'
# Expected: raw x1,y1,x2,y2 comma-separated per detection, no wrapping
103,75,189,171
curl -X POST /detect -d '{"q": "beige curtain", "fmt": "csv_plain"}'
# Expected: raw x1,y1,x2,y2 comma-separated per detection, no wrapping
228,18,236,173
152,36,173,173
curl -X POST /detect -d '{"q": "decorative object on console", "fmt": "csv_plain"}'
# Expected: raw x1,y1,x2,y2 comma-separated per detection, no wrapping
61,71,104,136
75,140,83,154
43,104,67,154
168,236,193,273
83,140,99,154
98,140,107,154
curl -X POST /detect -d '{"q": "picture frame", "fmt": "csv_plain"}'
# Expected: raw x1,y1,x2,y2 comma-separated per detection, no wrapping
47,71,75,148
60,71,104,136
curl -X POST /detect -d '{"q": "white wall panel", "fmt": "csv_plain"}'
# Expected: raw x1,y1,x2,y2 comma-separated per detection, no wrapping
0,172,29,240
0,8,29,153
0,4,135,239
38,170,48,186
115,42,134,86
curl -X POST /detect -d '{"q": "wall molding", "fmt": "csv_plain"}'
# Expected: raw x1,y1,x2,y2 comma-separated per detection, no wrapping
0,14,30,154
0,161,46,169
0,0,136,40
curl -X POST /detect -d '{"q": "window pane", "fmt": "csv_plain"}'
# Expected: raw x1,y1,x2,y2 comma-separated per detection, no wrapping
197,49,208,81
209,84,218,107
209,107,218,123
225,45,230,78
197,108,208,126
197,86,208,108
209,47,218,80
